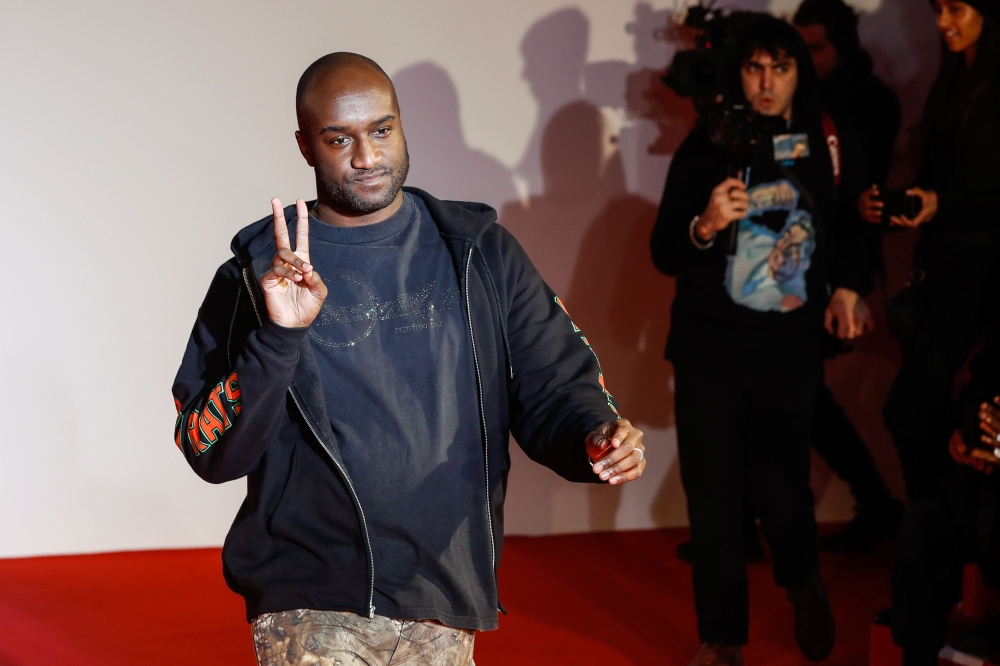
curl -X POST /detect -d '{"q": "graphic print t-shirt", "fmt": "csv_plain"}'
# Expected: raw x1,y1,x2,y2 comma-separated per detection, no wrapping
306,193,493,629
724,177,816,313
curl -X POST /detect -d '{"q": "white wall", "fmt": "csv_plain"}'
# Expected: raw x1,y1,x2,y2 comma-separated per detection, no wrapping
0,0,938,557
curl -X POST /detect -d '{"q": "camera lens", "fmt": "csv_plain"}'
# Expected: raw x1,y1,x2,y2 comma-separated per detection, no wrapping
691,57,719,86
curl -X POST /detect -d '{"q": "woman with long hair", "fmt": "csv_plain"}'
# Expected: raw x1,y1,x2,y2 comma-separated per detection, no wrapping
860,0,1000,507
861,1,1000,663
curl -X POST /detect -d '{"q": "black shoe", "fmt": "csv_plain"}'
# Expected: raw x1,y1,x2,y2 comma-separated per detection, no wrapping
676,533,766,564
786,572,836,661
873,607,891,626
744,528,766,563
959,612,1000,659
689,642,744,666
818,499,905,553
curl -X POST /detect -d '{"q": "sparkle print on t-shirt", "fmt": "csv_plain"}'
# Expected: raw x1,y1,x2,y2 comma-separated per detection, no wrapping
308,276,458,348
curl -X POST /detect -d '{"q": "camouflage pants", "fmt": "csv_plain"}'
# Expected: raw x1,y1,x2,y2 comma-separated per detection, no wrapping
252,609,476,666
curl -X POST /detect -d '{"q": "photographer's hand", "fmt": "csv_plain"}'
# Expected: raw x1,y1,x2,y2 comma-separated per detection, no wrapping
858,185,883,224
695,177,749,241
977,397,1000,466
824,288,872,340
948,431,993,473
890,187,938,228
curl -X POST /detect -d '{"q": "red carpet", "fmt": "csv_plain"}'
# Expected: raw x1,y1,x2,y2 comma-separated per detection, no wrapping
0,528,893,665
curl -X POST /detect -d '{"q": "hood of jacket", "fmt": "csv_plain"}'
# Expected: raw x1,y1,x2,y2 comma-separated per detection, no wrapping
229,187,498,267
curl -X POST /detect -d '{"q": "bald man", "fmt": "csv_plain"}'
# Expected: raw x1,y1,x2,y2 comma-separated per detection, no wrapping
171,53,646,666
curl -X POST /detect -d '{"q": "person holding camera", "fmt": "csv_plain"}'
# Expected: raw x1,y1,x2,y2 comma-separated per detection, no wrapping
651,15,874,666
890,326,1000,665
859,0,1000,505
791,0,906,554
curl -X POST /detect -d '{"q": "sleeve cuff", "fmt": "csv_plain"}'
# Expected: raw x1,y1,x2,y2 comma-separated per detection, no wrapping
255,318,309,359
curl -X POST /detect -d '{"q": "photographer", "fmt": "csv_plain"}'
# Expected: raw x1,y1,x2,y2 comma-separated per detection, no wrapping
793,0,906,552
651,15,874,666
860,0,1000,504
891,327,1000,666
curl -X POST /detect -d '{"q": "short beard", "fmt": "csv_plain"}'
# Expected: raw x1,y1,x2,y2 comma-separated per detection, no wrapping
317,144,410,215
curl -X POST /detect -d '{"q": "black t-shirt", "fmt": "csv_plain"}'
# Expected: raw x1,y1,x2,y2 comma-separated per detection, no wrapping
651,118,873,361
306,192,495,629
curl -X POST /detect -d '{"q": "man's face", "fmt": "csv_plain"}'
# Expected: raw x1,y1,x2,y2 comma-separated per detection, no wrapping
741,49,798,120
296,68,409,215
796,24,839,79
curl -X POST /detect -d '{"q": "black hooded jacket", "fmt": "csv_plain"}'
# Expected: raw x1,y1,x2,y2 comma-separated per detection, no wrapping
171,187,619,626
819,51,902,186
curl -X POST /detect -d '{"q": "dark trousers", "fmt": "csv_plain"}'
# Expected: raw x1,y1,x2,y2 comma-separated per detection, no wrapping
892,466,1000,665
675,353,821,645
813,379,893,509
884,280,994,502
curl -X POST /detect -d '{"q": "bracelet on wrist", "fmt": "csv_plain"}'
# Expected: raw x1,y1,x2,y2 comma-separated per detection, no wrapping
689,215,715,249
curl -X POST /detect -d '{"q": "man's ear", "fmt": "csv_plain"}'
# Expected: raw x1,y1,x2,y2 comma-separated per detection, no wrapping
295,130,315,167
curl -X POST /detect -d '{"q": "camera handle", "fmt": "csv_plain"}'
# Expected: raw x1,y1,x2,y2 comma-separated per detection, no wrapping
725,165,751,255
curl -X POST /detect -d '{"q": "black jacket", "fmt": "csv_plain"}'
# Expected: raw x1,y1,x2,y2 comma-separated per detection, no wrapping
914,58,1000,288
650,119,874,360
820,51,902,187
171,187,619,624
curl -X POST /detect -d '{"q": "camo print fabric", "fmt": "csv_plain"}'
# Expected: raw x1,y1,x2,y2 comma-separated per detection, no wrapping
252,609,476,666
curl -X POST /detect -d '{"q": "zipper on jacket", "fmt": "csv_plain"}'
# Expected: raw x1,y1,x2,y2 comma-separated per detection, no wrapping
474,246,513,379
226,284,242,369
242,268,377,620
464,247,499,593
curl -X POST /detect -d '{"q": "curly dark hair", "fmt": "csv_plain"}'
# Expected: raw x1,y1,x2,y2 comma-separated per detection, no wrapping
735,14,822,128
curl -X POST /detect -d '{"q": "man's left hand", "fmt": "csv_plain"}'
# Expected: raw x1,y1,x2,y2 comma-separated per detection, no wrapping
974,397,1000,470
586,419,646,485
890,187,938,228
949,431,997,474
824,288,873,340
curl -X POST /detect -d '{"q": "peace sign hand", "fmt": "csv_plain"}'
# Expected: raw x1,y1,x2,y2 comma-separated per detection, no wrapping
260,198,328,329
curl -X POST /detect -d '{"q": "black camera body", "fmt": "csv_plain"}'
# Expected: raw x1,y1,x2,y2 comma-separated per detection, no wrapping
876,189,922,224
705,103,788,163
664,5,760,106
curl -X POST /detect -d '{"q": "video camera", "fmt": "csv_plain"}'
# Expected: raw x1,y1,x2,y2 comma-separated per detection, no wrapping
663,3,752,104
664,3,784,160
702,103,788,166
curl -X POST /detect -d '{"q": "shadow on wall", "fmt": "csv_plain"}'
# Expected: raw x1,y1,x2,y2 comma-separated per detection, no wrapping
860,0,940,189
500,5,683,532
502,0,943,529
393,62,518,212
392,0,942,533
515,8,589,196
589,3,698,201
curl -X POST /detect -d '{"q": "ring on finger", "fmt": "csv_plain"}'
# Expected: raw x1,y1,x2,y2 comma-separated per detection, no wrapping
636,448,644,462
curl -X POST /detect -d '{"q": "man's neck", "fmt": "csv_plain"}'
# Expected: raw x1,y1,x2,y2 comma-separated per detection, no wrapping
311,190,405,228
